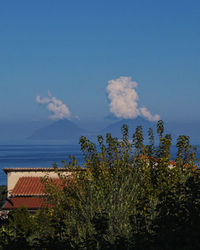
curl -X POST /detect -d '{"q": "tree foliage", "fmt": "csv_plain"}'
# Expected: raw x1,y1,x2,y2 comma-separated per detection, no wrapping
1,120,200,249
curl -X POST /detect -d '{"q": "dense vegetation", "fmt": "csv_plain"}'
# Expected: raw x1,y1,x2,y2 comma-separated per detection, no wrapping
0,185,7,208
1,120,200,249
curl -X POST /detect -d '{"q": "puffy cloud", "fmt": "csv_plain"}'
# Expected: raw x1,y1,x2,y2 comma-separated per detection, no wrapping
36,92,71,120
106,76,160,121
107,76,140,119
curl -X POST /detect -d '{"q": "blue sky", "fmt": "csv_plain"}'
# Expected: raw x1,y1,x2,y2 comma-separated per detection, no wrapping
0,0,200,124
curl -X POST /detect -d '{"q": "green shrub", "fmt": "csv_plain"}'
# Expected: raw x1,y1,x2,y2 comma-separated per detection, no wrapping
1,120,200,249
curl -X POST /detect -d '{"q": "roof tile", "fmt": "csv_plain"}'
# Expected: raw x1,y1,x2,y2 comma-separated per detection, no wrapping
3,197,52,210
11,177,62,196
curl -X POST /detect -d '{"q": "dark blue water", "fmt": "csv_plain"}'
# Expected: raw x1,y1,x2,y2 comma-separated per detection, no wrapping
0,145,84,185
0,145,199,185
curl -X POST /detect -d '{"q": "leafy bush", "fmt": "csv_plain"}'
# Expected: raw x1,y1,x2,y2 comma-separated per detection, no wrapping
0,185,7,208
1,120,200,249
42,121,200,249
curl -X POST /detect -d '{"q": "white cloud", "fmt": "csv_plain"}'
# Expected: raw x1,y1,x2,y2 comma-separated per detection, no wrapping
36,92,71,120
107,76,140,119
106,76,160,121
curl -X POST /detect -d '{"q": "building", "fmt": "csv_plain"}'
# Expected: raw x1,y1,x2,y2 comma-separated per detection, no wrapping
2,168,72,211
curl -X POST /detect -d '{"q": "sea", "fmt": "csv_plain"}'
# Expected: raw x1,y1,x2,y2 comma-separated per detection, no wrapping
0,144,200,186
0,144,84,185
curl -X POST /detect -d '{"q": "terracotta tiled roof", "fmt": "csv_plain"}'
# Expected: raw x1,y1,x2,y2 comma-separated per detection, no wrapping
11,177,63,196
3,197,52,210
3,176,68,210
12,177,45,196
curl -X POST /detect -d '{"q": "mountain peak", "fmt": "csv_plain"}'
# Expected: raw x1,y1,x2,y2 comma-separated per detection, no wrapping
28,119,86,141
100,117,155,137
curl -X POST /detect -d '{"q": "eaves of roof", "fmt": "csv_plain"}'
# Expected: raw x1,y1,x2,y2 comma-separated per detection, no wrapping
2,197,53,210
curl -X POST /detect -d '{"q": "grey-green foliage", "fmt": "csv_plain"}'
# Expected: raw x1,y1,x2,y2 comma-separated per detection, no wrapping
40,120,200,249
0,185,7,208
1,120,200,249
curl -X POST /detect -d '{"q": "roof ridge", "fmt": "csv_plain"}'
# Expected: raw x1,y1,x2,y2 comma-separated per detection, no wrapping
17,176,59,179
10,194,48,197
